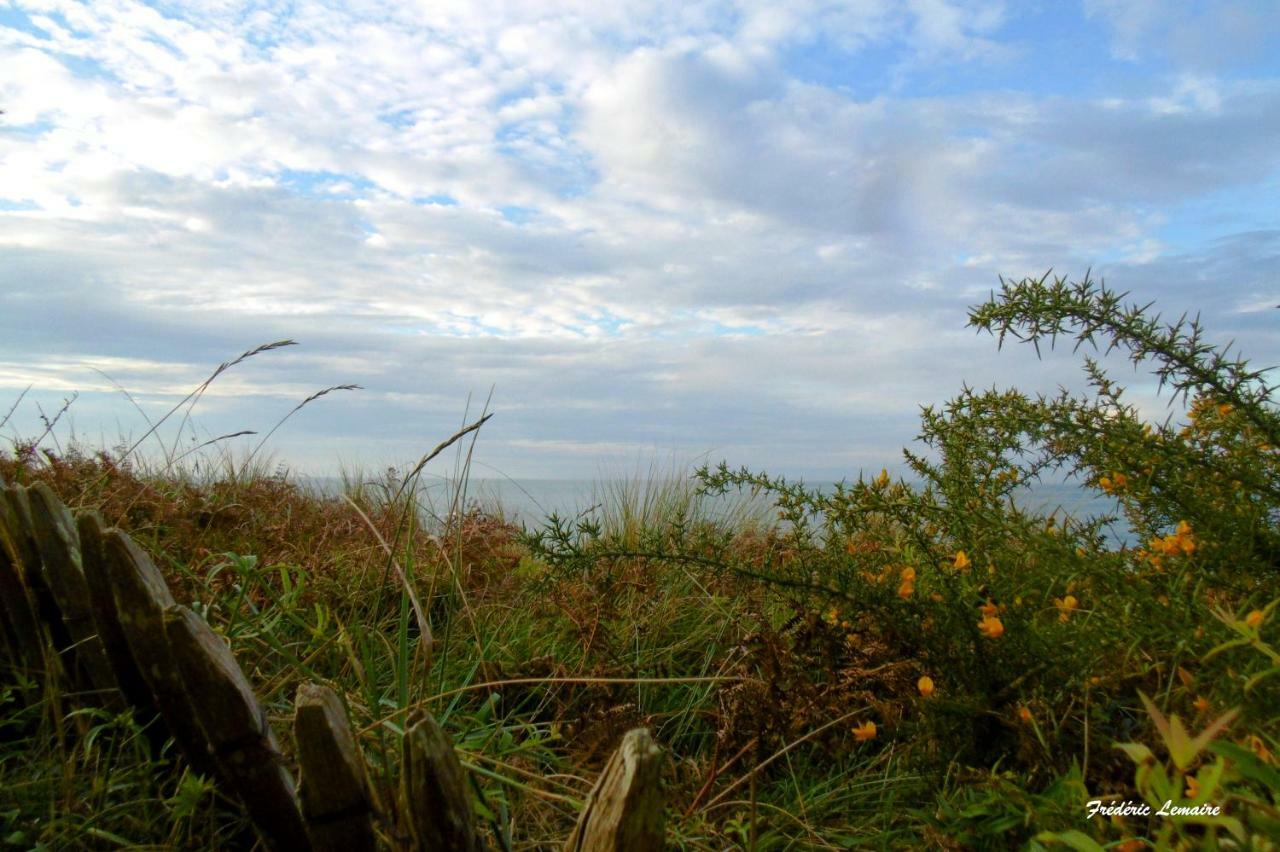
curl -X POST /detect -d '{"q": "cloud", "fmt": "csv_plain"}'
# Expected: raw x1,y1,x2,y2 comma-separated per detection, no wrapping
2,1,1278,479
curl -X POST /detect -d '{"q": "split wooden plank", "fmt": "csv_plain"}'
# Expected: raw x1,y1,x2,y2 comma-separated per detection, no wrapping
163,604,311,852
76,512,160,723
1,485,73,682
294,682,378,852
564,728,665,852
25,484,121,704
0,491,47,680
101,528,219,778
401,709,481,852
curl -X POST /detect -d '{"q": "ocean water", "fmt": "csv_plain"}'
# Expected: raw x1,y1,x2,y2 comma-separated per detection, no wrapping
299,474,1131,541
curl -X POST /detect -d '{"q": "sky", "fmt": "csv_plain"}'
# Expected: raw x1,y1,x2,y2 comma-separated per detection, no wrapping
1,0,1278,482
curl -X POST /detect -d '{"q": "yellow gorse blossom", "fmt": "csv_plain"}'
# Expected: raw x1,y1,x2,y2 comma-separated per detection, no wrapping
978,614,1004,638
1098,471,1129,494
872,468,890,489
953,550,971,571
1245,609,1265,629
1054,595,1079,623
917,676,935,698
1147,520,1196,563
852,720,877,741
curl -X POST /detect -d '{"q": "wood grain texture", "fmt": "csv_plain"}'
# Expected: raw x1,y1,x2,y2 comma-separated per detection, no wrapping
294,682,378,852
565,729,665,852
164,604,311,852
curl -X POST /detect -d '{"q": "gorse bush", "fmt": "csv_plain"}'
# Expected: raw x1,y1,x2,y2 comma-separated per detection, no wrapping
529,272,1280,847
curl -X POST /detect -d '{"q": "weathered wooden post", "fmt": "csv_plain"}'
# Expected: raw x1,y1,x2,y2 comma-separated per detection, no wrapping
163,604,311,852
0,486,74,671
401,709,481,852
76,512,161,723
25,484,121,705
294,682,378,852
564,728,665,852
101,528,220,778
0,492,47,681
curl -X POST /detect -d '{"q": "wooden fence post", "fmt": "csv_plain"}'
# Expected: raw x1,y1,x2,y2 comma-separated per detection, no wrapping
564,728,665,852
76,512,162,725
294,682,378,852
25,484,121,705
1,486,75,679
0,490,48,682
163,604,311,852
101,528,220,778
401,709,481,852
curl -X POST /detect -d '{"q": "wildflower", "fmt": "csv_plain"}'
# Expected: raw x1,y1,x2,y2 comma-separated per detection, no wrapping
873,468,890,489
978,615,1004,638
953,550,971,571
917,676,935,698
1017,706,1032,723
1245,609,1265,629
852,720,877,742
898,580,914,600
1054,595,1079,623
1099,473,1128,494
1193,696,1210,714
1217,403,1232,417
1246,735,1274,765
900,566,916,583
1185,775,1201,799
979,600,999,618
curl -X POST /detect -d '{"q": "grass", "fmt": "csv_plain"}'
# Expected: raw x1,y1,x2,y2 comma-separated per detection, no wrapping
2,274,1279,849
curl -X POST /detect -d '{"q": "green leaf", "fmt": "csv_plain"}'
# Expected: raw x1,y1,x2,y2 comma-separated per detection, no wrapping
1032,829,1105,851
1209,741,1280,791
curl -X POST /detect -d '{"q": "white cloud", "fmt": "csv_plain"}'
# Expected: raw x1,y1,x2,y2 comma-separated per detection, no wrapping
1,0,1278,477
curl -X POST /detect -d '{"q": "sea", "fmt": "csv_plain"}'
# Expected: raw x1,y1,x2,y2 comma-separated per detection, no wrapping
297,474,1134,543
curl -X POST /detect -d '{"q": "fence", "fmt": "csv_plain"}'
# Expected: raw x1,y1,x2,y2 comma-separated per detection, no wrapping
0,478,665,850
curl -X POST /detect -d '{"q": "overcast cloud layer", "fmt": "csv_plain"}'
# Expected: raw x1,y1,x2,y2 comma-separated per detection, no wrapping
2,0,1278,479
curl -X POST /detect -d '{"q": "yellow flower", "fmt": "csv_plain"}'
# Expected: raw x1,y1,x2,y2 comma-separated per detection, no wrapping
873,468,890,489
898,580,914,600
1185,775,1201,799
917,676,935,698
1098,473,1128,494
1245,609,1265,629
1217,403,1232,417
1017,706,1032,723
900,566,916,583
979,600,999,618
852,720,877,741
978,615,1004,638
1193,696,1210,714
1054,595,1079,623
1246,735,1274,765
953,551,971,571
